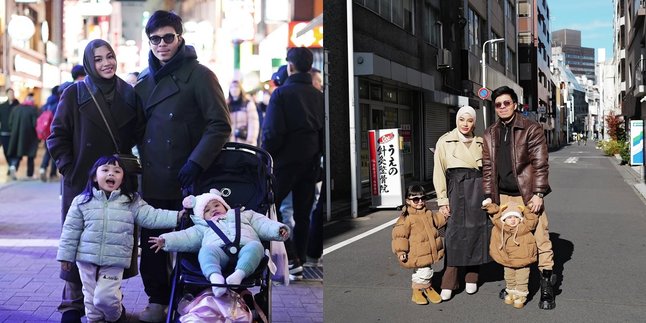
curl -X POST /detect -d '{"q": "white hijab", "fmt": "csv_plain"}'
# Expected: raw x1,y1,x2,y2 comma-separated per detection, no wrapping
456,105,477,143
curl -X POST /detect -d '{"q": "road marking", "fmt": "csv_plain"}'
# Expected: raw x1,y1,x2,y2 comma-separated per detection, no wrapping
0,238,58,247
322,218,397,255
564,157,578,163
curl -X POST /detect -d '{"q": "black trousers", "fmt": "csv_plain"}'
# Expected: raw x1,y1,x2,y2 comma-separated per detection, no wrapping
140,198,182,305
274,161,318,264
307,181,325,259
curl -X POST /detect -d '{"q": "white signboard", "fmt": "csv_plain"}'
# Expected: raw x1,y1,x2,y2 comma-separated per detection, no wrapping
368,129,405,208
630,119,643,166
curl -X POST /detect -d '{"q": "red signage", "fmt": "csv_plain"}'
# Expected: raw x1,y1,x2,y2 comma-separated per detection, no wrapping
368,130,379,196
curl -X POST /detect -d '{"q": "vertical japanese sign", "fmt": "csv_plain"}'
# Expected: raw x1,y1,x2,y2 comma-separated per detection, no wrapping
368,129,405,208
630,120,643,166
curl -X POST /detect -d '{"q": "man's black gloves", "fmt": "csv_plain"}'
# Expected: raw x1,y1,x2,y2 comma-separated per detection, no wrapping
178,160,202,189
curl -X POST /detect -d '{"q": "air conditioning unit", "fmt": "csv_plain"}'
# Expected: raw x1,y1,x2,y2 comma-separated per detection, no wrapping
437,48,451,69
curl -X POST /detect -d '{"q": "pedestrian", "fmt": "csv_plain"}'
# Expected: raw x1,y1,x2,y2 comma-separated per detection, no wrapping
57,155,182,323
134,10,231,322
149,188,289,296
482,199,539,309
261,47,324,280
0,88,20,171
47,39,146,323
38,86,60,182
432,105,492,300
228,80,259,146
125,72,139,87
310,67,323,92
255,89,270,147
7,93,39,180
391,185,447,305
483,85,556,310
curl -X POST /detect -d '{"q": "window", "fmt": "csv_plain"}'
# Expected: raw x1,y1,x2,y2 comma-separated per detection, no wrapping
424,3,440,46
519,1,530,17
506,47,517,75
380,0,392,21
357,0,414,33
505,0,516,25
468,7,481,50
491,31,502,62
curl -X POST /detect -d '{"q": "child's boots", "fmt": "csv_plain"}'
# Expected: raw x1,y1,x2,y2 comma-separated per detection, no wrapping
422,287,442,304
504,289,516,305
411,288,428,305
513,290,529,309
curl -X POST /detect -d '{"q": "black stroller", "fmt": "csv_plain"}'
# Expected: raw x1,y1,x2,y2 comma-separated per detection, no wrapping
166,142,276,322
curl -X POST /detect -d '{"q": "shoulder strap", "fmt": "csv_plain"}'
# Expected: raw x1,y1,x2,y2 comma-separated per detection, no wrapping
205,208,242,253
83,81,121,154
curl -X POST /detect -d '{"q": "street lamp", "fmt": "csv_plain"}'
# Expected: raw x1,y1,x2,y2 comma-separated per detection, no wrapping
481,38,505,128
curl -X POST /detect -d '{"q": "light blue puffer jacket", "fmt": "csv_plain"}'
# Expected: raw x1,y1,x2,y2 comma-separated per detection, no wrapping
160,208,288,253
57,188,178,268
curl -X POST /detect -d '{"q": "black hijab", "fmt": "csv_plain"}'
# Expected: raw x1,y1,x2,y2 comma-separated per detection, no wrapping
83,39,117,103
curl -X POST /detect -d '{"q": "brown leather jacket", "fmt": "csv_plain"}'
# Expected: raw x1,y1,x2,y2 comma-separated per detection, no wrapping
482,112,551,205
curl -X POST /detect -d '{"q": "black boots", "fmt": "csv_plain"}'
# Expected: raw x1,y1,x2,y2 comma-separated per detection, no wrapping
539,270,557,310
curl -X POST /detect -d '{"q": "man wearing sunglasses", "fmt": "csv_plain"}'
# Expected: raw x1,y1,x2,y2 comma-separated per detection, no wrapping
481,86,556,310
134,10,231,322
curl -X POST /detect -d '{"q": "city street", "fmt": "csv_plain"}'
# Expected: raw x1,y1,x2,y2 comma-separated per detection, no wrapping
0,147,322,323
324,143,646,322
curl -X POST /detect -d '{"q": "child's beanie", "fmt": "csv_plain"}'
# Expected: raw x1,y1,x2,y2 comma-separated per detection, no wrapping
500,201,524,222
183,188,231,218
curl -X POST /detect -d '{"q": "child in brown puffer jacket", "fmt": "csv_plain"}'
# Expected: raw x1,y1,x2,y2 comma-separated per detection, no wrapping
392,185,447,305
482,199,539,309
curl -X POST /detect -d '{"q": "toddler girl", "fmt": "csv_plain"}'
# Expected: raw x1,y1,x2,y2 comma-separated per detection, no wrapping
149,188,289,296
57,155,182,322
391,185,447,305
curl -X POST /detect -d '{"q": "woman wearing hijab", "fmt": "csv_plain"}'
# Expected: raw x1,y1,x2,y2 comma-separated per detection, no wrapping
432,106,492,301
47,39,146,323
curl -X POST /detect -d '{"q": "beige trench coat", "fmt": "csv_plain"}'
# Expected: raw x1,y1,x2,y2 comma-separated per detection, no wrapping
433,128,484,206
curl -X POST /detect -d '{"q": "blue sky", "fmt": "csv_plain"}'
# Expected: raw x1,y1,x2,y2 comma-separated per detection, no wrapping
549,0,614,59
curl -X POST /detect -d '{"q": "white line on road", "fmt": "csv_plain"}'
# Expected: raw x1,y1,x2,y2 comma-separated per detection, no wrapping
0,238,58,247
564,157,579,163
322,218,398,256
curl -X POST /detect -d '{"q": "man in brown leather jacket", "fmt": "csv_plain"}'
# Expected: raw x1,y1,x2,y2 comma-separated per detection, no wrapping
482,86,556,310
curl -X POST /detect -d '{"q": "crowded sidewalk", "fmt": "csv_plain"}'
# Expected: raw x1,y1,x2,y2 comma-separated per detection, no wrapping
0,144,322,322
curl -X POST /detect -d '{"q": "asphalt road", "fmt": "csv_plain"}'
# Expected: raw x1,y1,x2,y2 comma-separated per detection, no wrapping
324,143,646,322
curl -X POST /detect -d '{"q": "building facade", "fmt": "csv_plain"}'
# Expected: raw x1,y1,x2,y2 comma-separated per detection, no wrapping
552,29,595,79
326,0,523,216
517,0,552,116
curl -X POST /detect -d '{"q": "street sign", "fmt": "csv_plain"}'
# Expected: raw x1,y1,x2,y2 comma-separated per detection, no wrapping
477,87,491,100
537,106,546,114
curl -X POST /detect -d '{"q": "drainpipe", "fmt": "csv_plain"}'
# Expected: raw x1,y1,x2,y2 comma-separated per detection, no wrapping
347,1,357,217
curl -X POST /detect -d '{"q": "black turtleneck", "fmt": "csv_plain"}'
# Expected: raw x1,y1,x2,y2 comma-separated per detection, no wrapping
497,117,520,196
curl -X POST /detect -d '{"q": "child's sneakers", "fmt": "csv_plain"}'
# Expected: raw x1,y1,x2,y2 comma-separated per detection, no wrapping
422,287,442,304
411,288,428,305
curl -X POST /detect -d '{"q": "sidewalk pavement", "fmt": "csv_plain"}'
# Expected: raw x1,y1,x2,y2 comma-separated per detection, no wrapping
0,152,322,322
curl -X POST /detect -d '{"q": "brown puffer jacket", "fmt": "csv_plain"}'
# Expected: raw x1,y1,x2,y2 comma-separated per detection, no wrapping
391,206,446,269
486,204,539,268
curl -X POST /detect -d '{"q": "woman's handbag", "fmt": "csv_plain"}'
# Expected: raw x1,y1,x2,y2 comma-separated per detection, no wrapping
84,81,142,174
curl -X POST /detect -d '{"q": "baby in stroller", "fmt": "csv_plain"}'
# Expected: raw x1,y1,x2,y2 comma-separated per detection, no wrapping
149,188,290,296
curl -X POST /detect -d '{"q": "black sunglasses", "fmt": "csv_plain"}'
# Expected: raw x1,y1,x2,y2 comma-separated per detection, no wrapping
149,33,179,45
408,196,426,203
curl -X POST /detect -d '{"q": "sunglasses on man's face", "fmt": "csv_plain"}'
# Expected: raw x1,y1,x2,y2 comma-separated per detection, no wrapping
149,33,179,45
408,196,426,203
494,100,514,109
